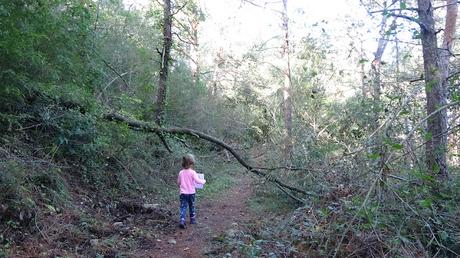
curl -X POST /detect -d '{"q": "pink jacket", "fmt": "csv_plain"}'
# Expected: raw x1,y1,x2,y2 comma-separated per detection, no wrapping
177,168,206,194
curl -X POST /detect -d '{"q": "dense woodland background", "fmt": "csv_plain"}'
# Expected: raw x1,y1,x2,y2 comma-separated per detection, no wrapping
0,0,459,257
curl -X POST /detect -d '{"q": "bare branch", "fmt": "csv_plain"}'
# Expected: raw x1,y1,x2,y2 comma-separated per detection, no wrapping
387,174,407,181
252,165,309,171
383,180,460,256
171,2,187,16
434,1,460,10
369,7,418,13
241,0,283,15
448,70,460,80
173,32,195,45
390,13,420,24
409,75,424,83
405,101,460,141
100,58,130,89
98,71,135,101
345,84,423,156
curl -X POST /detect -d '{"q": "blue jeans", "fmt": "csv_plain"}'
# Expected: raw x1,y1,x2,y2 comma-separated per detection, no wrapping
179,194,196,223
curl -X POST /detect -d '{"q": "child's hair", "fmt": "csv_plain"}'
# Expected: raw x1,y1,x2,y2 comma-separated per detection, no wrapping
182,154,196,169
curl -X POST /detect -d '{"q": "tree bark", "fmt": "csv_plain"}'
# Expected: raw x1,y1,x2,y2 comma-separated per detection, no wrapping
281,0,293,165
440,0,458,65
417,0,448,177
440,0,458,166
155,0,172,125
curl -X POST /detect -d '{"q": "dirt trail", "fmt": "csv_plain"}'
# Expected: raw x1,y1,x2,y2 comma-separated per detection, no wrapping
142,174,257,257
9,173,258,258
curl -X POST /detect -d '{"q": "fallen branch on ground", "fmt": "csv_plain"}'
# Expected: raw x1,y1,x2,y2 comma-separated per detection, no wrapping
104,112,312,202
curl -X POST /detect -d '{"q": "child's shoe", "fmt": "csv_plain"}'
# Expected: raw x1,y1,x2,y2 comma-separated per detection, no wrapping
179,220,186,229
190,218,196,224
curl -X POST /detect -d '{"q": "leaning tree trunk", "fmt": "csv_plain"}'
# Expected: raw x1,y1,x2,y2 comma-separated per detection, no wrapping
155,0,172,125
281,0,293,165
417,0,448,177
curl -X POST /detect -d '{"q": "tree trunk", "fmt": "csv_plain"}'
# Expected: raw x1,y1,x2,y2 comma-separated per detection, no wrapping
360,41,368,98
190,16,200,87
282,0,293,165
439,0,458,81
155,0,172,126
417,0,448,177
370,13,395,174
439,0,458,166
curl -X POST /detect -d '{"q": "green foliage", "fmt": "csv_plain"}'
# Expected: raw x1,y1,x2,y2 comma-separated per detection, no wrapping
400,1,407,10
231,173,460,257
249,186,297,215
54,110,99,155
196,162,239,198
0,159,68,224
0,0,97,112
383,138,403,150
0,162,32,214
1,0,458,257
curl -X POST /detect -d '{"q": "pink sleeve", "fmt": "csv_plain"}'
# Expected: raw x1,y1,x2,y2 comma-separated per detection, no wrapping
193,171,206,184
177,172,181,186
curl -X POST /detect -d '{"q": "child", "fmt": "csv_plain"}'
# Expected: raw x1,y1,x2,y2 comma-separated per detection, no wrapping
177,154,206,229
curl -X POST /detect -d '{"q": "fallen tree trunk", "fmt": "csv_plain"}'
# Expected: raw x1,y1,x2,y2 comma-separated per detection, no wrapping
104,112,311,201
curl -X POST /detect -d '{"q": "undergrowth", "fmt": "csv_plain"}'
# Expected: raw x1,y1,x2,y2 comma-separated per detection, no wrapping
197,160,239,198
218,169,460,257
249,183,297,216
0,128,237,256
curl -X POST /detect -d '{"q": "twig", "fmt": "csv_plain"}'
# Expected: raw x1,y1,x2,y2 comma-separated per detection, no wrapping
241,0,283,15
332,177,380,258
345,83,422,156
100,58,130,89
173,32,195,45
100,71,132,92
171,2,187,16
112,156,142,190
251,165,308,171
433,1,460,10
383,181,460,256
34,213,50,244
447,70,460,80
272,182,305,203
369,7,418,13
389,118,460,164
157,132,173,153
409,77,424,83
387,174,407,181
17,123,43,131
390,13,420,25
405,101,460,141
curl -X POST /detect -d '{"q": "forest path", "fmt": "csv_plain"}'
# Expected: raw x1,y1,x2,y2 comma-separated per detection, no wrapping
137,174,257,257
